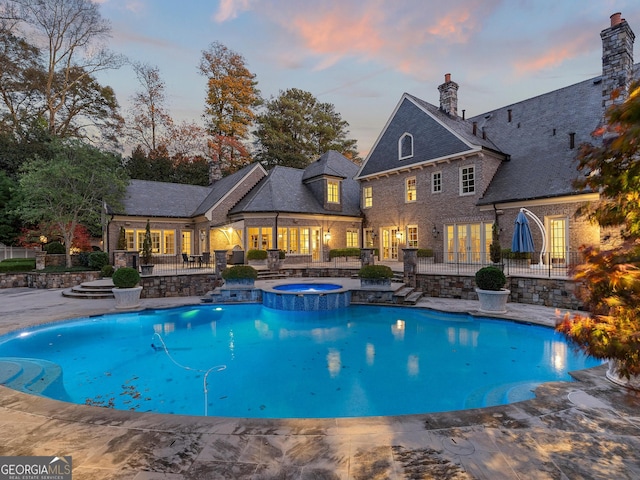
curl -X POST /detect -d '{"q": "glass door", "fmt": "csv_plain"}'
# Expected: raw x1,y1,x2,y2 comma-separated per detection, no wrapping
548,217,567,267
381,228,400,260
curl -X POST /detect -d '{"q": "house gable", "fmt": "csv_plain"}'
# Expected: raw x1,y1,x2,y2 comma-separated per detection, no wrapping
356,95,493,179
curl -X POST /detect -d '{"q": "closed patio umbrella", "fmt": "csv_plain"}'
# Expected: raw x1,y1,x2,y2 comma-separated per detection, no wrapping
511,210,535,253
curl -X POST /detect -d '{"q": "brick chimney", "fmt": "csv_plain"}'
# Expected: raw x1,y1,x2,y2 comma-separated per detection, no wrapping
601,12,635,109
438,73,459,117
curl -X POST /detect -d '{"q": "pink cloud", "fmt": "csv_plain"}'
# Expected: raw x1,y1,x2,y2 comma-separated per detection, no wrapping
513,31,593,75
291,9,386,66
214,0,253,23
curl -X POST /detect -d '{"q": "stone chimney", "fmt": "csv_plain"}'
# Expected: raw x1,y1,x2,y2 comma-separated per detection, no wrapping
601,12,635,109
437,73,459,117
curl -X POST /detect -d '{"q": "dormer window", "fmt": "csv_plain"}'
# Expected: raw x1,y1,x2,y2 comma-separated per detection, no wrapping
327,180,340,203
399,133,413,160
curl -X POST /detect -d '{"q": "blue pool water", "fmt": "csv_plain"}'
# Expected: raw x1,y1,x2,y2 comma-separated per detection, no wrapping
0,304,600,418
272,283,342,292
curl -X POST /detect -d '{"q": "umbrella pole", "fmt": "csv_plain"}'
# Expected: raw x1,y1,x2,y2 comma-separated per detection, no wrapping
520,208,547,268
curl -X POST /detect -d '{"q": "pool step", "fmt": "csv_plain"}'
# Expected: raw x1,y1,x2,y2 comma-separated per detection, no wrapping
0,357,70,399
464,381,540,409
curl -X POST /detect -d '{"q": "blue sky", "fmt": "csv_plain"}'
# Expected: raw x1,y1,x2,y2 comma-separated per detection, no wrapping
94,0,640,156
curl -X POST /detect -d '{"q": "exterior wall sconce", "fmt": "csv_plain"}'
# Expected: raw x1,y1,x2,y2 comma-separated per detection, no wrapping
324,230,331,241
432,225,440,238
395,228,403,240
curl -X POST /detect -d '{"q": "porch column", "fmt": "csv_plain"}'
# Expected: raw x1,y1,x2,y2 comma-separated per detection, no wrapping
360,248,375,266
267,249,281,271
214,250,228,275
403,248,418,287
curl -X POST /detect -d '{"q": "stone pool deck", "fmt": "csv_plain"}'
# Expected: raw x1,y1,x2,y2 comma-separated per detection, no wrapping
0,283,639,479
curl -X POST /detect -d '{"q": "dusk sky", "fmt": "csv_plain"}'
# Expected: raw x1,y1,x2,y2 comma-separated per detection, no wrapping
94,1,640,157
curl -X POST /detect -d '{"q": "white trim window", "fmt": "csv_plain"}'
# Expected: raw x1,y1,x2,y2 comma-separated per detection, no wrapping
399,133,413,160
327,180,340,204
407,225,418,248
405,177,417,202
459,165,475,195
363,185,372,209
432,171,442,193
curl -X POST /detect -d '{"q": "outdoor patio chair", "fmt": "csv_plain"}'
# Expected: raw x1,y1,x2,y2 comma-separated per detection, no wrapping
200,252,210,267
182,253,195,268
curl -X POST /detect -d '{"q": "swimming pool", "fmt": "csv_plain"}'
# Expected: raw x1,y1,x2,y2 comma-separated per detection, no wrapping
0,304,600,418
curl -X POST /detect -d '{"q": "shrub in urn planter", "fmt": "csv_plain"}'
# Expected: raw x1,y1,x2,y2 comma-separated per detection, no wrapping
111,267,142,309
475,266,510,314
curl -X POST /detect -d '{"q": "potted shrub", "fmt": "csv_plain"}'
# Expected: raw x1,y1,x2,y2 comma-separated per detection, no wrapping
221,265,258,288
417,248,435,263
475,266,510,313
358,264,394,287
247,249,268,266
140,220,154,275
111,267,142,309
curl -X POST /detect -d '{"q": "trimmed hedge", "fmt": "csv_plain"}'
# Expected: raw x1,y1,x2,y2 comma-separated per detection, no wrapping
358,264,393,279
329,248,361,259
88,251,109,270
247,249,268,260
44,242,65,254
0,258,36,273
417,248,434,257
221,265,258,280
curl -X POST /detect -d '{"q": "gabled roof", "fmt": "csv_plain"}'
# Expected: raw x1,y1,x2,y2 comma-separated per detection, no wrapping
230,152,361,217
116,180,211,217
302,150,356,181
476,65,639,205
356,94,503,179
192,163,267,216
115,162,266,219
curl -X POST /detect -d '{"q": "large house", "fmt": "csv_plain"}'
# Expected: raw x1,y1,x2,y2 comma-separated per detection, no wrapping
356,12,637,265
108,13,636,268
106,151,363,262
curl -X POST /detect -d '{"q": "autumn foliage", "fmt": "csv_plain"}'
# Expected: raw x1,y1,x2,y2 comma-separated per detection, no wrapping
556,81,640,379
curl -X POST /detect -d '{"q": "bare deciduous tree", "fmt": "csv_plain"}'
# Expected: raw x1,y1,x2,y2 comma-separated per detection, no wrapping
5,0,124,140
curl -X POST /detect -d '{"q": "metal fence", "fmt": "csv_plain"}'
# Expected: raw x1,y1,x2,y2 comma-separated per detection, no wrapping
138,250,582,279
415,251,583,278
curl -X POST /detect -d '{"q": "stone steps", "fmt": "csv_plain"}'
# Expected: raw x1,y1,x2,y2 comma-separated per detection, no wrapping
62,279,115,299
393,285,423,305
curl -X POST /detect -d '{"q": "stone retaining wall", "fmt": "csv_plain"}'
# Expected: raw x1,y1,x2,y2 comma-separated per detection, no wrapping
0,273,28,288
415,273,585,310
27,271,101,289
140,274,219,298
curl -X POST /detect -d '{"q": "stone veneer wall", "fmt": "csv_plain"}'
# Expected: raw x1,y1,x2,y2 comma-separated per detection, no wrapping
415,273,585,310
140,274,219,298
27,271,101,289
0,273,28,288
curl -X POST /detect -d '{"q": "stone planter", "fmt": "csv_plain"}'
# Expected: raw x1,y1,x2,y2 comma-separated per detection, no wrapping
360,278,391,288
223,278,256,289
112,286,143,309
140,264,154,276
475,288,510,314
606,360,640,390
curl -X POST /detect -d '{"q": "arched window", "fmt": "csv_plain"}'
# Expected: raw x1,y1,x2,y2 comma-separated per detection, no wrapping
398,133,413,160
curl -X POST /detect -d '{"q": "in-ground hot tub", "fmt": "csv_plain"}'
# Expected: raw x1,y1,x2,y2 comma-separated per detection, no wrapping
262,282,350,311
